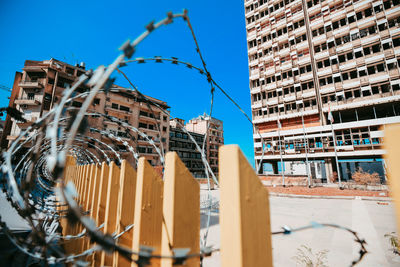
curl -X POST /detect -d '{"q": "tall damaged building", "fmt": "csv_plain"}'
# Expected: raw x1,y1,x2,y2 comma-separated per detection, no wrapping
245,0,400,181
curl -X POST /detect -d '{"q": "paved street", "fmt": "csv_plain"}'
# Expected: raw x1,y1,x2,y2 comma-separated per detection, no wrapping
200,189,399,266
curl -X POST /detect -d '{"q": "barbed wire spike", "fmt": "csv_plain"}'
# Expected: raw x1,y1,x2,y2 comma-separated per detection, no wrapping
146,21,155,32
172,248,190,265
166,11,173,24
136,245,155,267
171,57,178,64
119,40,135,59
155,56,163,63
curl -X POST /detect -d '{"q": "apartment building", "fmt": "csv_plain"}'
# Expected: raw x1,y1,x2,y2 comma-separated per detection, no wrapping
185,115,224,176
2,59,170,166
169,118,206,178
245,0,400,181
90,87,170,166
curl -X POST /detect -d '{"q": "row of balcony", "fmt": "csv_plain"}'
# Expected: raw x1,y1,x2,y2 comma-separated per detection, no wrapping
252,88,399,121
249,17,399,68
18,80,43,89
139,113,161,121
251,37,398,77
14,98,41,105
253,73,399,101
251,59,399,96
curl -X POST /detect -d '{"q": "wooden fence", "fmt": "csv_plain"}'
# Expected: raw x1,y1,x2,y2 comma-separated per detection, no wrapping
59,145,273,266
384,125,400,237
56,122,400,267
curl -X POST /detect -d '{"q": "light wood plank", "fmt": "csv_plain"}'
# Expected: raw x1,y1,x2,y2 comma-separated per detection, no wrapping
77,165,85,204
93,162,110,267
69,166,81,253
90,165,102,220
77,165,91,253
101,162,121,266
84,165,101,261
133,158,164,267
384,124,400,237
219,145,273,267
70,165,85,254
114,160,137,267
82,164,93,212
161,152,200,267
81,164,96,252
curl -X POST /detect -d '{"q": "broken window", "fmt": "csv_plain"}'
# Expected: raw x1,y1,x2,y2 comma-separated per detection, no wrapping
119,105,130,112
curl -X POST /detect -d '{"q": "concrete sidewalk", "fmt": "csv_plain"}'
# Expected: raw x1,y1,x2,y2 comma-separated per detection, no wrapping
200,189,399,267
268,191,392,202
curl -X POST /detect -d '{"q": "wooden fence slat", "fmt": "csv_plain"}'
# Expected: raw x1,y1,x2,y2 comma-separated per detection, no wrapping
75,166,80,202
71,166,77,190
83,165,102,257
86,165,95,215
219,145,273,267
59,162,73,231
96,163,110,225
93,162,110,267
75,166,80,186
77,166,84,204
82,165,93,211
77,165,89,253
80,164,96,252
70,166,82,253
60,165,74,255
101,162,121,267
63,156,76,186
65,156,77,172
90,165,102,220
63,155,76,187
74,166,80,202
63,164,75,243
132,158,164,266
75,165,90,253
114,160,137,267
67,165,84,255
384,124,400,236
161,152,200,267
57,178,68,238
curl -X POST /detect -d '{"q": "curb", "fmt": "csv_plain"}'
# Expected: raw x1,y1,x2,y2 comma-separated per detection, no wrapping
268,192,392,202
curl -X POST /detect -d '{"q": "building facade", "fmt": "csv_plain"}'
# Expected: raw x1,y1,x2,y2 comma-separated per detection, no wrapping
185,115,224,176
245,0,400,181
169,118,206,178
2,59,170,166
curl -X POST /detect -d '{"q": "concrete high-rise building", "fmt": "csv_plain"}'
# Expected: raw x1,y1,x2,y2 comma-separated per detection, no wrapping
185,115,224,176
169,118,207,178
2,59,170,166
245,0,400,181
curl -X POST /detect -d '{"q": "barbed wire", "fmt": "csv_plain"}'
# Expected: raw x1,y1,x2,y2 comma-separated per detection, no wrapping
0,10,222,265
0,8,370,267
272,221,368,266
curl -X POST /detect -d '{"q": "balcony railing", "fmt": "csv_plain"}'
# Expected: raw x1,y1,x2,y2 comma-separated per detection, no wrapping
138,150,158,155
138,126,159,133
14,98,41,105
104,105,131,114
17,116,38,127
138,138,160,143
18,80,43,88
139,113,161,120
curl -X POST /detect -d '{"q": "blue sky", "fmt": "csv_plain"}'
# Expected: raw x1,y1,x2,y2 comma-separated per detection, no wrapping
0,1,255,165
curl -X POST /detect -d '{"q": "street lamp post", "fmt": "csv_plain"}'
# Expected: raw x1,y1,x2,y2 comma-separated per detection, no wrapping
328,108,342,187
277,119,285,186
301,112,312,187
